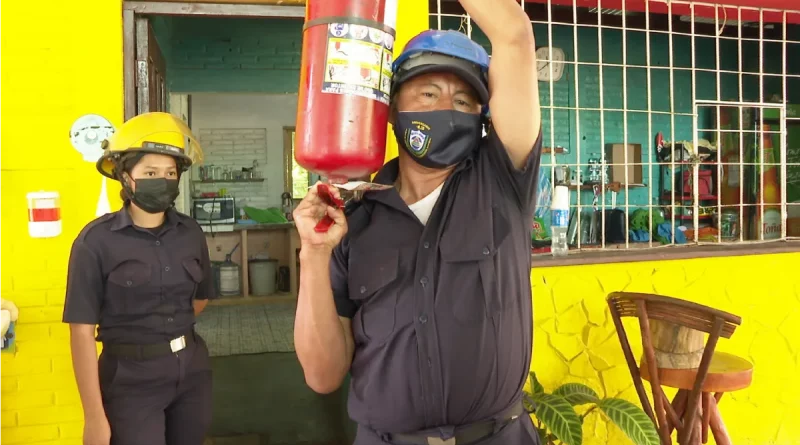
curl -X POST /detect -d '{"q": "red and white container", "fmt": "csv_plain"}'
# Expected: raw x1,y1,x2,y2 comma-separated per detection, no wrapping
27,191,62,238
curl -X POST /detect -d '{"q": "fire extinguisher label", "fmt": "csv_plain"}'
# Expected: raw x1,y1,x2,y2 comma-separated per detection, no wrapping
323,23,395,106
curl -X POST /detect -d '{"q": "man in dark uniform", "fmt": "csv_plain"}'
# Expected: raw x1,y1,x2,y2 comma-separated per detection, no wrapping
63,112,216,445
293,0,542,444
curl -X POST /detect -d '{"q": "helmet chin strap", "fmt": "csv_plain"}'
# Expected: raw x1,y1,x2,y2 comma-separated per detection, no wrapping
121,175,136,202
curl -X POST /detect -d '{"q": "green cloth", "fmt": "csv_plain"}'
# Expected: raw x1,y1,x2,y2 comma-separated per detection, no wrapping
243,206,288,224
630,209,650,230
630,208,665,230
630,208,669,244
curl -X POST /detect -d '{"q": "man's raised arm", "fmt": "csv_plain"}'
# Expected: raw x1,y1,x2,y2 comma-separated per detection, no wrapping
458,0,541,169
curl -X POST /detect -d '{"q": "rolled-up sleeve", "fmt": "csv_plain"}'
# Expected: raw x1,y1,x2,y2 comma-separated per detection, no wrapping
63,240,104,325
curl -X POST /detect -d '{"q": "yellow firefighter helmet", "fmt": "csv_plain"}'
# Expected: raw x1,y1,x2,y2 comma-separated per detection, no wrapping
96,112,204,180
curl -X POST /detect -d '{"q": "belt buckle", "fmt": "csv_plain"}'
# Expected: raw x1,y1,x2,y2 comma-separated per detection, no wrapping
427,438,456,445
170,336,187,353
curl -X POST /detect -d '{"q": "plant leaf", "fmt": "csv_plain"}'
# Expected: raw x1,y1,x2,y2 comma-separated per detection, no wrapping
523,393,537,413
530,371,545,395
530,393,583,445
536,426,549,444
597,398,660,445
553,383,601,406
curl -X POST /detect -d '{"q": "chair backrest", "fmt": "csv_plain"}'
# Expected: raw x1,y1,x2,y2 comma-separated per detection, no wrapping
606,292,742,445
607,292,742,338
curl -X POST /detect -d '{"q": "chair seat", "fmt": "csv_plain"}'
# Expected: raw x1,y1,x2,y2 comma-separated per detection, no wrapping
641,351,754,393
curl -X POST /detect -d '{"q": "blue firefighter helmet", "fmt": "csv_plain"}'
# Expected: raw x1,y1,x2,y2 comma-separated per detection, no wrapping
392,29,491,106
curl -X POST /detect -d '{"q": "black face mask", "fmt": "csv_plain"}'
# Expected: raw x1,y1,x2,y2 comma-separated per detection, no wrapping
129,178,180,214
394,110,482,169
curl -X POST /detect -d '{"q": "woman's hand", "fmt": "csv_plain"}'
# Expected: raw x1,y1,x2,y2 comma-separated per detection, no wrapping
83,414,111,445
293,182,348,252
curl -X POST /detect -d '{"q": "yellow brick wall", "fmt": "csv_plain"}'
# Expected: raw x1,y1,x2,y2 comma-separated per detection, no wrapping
531,252,800,445
382,0,430,165
1,0,124,443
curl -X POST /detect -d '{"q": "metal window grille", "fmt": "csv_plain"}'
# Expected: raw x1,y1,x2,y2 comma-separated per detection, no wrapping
429,0,800,253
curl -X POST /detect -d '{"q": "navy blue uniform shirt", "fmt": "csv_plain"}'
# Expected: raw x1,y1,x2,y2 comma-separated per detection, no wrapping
63,206,216,344
331,128,543,433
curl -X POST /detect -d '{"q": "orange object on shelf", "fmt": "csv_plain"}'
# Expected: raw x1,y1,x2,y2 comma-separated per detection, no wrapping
752,124,782,240
719,108,742,207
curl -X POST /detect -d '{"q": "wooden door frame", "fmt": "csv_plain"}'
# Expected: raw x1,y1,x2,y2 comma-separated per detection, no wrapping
121,0,304,120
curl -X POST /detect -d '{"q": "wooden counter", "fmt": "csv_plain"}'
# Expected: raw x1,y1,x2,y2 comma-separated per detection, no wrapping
204,222,300,305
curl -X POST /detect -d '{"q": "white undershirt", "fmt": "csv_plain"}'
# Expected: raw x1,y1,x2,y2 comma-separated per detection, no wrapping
407,183,444,225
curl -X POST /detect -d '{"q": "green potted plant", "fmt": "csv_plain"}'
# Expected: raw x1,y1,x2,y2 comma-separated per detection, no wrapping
523,372,660,445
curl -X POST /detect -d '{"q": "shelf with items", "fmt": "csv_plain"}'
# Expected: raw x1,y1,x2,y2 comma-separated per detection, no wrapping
568,182,648,192
534,142,666,252
658,160,719,223
196,160,264,183
192,178,265,184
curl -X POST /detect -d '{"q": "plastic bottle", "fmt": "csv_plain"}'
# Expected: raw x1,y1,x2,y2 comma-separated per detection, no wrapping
551,185,570,257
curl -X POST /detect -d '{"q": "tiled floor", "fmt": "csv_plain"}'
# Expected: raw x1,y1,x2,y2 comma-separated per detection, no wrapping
195,301,296,357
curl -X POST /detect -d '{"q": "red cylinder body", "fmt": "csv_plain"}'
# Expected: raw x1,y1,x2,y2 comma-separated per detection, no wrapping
295,0,397,183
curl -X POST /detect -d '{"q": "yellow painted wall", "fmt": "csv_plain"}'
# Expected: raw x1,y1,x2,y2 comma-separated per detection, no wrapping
382,0,430,165
0,0,124,444
531,252,800,445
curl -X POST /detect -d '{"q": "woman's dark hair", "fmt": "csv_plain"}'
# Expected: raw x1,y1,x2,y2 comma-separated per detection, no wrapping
115,152,146,202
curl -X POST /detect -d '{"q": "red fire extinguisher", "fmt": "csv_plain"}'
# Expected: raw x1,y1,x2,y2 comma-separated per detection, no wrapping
294,0,398,184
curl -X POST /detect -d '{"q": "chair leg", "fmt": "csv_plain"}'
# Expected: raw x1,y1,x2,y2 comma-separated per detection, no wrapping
709,393,732,445
667,390,688,436
702,393,711,444
677,396,703,445
692,416,703,445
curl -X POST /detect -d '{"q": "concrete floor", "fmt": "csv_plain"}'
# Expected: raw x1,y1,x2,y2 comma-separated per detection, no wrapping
206,352,356,445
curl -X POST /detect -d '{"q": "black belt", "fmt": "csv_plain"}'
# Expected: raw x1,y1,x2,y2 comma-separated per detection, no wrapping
102,331,195,361
384,400,525,445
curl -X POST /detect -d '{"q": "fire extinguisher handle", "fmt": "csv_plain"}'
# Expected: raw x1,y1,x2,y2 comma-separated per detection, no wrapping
314,216,336,233
314,183,344,233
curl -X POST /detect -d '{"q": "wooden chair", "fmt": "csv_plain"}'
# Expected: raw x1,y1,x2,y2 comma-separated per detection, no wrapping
606,292,754,445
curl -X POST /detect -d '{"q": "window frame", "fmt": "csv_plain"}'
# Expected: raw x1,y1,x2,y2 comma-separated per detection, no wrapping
429,2,800,265
283,126,313,201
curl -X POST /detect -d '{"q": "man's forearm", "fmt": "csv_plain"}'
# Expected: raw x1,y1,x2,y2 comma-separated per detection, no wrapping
294,248,349,393
458,0,533,44
69,326,106,420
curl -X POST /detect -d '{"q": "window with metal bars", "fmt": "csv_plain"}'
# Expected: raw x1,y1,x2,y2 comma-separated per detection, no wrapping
429,0,800,255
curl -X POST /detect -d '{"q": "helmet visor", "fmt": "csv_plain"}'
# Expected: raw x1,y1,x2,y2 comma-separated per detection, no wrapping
392,52,489,105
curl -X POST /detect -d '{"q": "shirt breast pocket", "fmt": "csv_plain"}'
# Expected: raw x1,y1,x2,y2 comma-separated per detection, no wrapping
106,261,153,315
440,234,500,324
348,250,399,345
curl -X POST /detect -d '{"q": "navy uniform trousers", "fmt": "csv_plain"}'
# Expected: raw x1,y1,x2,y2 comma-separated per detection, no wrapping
98,332,212,445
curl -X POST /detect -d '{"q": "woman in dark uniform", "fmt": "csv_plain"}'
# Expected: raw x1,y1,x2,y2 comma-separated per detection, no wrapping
63,112,216,445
